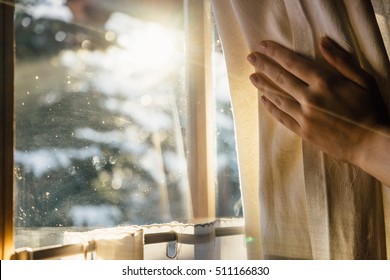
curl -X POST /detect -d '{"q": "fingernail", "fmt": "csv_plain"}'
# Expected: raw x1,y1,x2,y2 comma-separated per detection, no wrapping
250,74,258,83
247,54,257,64
258,41,268,52
320,37,335,51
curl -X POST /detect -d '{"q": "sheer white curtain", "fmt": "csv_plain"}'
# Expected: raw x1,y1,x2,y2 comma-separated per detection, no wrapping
63,219,246,260
211,0,390,259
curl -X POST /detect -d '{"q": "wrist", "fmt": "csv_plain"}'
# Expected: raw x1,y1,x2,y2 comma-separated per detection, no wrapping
353,125,390,173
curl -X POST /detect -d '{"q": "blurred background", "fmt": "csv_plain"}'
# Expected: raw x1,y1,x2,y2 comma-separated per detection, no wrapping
13,0,241,248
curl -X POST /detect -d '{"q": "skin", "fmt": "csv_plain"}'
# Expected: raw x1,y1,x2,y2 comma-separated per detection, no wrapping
247,37,390,186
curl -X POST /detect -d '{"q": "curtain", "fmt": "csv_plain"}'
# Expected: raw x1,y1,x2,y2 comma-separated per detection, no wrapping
64,228,144,260
143,219,246,260
211,0,390,259
63,219,246,260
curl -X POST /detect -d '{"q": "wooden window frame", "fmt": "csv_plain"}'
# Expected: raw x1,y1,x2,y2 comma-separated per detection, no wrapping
0,0,15,260
1,0,217,259
185,0,216,221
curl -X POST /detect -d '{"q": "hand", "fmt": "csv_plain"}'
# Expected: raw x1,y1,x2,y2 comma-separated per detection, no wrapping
247,37,389,165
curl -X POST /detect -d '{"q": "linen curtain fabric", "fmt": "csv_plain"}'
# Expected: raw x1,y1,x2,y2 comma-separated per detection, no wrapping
63,219,246,260
143,219,246,260
211,0,390,259
64,227,144,260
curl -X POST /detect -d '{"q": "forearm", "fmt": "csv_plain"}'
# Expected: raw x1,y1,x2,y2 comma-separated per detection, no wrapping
355,127,390,187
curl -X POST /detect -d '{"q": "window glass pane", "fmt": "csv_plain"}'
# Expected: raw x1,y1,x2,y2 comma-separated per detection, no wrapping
212,21,242,218
13,0,242,250
14,0,190,248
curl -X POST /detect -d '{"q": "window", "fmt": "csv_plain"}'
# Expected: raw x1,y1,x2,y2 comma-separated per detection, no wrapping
1,0,242,259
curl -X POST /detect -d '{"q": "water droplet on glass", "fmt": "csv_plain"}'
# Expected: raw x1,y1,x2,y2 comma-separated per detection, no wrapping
14,167,23,180
69,166,76,175
21,17,31,28
105,31,116,42
109,156,118,164
81,40,92,49
92,155,107,171
55,31,66,42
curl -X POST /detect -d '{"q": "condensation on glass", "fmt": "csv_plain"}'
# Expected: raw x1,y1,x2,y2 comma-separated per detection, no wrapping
14,0,240,249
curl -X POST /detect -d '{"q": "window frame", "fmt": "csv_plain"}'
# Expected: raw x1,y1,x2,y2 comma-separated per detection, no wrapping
0,0,15,260
1,0,219,259
184,0,216,221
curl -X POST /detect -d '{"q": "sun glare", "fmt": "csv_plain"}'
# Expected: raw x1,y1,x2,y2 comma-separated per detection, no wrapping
117,24,180,72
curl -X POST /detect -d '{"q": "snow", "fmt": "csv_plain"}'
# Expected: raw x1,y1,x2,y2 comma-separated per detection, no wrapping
15,146,100,178
69,204,123,227
23,0,73,22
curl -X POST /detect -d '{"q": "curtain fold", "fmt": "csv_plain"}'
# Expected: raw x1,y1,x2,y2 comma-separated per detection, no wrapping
371,3,390,259
211,0,390,259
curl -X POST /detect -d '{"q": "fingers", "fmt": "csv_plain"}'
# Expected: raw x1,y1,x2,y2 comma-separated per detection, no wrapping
254,41,321,85
260,96,301,135
247,52,307,103
247,41,306,131
319,37,372,88
250,73,302,119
